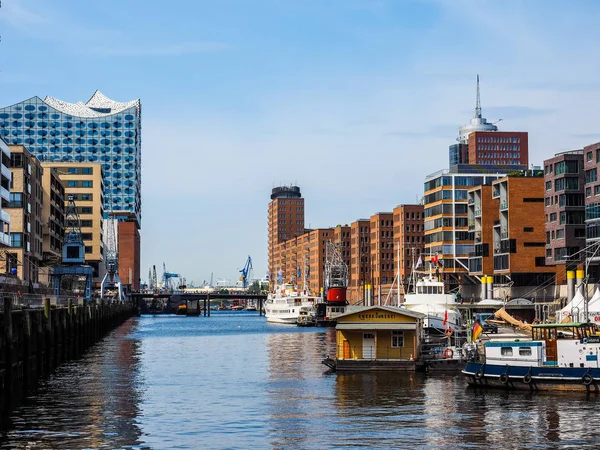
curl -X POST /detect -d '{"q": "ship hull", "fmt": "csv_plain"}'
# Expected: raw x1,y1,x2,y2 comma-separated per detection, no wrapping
463,362,600,392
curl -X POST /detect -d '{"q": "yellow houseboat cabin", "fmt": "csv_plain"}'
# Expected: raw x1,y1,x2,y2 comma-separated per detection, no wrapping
324,306,425,371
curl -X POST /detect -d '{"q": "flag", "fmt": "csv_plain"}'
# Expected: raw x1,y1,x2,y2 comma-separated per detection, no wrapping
442,310,448,326
416,255,423,268
472,322,483,342
430,254,438,265
277,269,283,283
297,267,301,278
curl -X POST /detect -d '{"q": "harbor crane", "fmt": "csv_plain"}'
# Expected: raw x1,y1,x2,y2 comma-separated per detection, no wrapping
162,262,180,292
239,256,253,288
100,207,123,300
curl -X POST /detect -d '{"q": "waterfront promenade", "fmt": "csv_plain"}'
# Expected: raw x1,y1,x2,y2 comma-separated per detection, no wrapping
1,312,599,449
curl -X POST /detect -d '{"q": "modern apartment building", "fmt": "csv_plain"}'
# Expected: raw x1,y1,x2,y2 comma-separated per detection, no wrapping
0,138,11,248
2,145,44,283
467,185,498,275
41,162,104,281
424,169,507,287
583,142,600,281
267,185,305,288
0,92,141,290
491,173,556,288
392,204,424,282
543,150,585,267
40,166,65,284
467,131,529,166
348,219,370,304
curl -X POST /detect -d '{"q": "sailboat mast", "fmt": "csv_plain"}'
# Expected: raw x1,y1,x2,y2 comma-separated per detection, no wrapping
397,240,401,306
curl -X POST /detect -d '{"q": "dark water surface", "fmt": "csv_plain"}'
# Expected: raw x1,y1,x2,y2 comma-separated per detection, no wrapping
2,312,600,449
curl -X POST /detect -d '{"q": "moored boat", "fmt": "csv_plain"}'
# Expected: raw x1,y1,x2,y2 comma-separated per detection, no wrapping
462,322,600,391
264,284,320,324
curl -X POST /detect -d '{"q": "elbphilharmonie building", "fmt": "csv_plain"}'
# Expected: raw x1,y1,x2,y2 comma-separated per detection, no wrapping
0,91,141,225
0,92,141,290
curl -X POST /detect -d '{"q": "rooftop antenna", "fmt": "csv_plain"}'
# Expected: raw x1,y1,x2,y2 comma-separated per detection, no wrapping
475,74,482,119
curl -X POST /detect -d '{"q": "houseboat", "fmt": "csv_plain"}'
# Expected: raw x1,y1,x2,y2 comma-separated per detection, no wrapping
462,322,600,391
322,306,425,371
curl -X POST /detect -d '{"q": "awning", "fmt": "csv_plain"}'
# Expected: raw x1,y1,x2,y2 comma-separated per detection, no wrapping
337,323,417,331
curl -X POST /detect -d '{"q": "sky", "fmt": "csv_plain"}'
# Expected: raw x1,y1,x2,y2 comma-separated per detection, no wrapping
1,0,600,286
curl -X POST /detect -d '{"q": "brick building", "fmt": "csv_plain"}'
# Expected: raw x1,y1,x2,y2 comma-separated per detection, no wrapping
348,219,370,304
543,150,585,268
583,142,600,281
467,184,498,275
392,204,424,282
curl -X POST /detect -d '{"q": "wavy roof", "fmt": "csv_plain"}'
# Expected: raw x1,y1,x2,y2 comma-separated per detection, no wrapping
43,90,140,118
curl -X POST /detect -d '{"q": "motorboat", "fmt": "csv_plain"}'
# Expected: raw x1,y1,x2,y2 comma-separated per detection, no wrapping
264,284,320,324
297,306,316,327
462,321,600,391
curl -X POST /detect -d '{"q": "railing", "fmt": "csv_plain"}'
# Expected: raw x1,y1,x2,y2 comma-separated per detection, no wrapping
500,201,508,210
474,208,481,217
336,344,414,360
501,230,508,239
468,198,475,205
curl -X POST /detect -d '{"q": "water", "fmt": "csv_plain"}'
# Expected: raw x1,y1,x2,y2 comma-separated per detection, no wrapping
2,312,600,449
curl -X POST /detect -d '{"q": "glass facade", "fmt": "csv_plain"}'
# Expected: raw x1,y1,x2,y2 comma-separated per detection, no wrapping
0,92,141,225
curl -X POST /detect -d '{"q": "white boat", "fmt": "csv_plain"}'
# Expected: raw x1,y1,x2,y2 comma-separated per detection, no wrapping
264,284,320,324
401,264,462,335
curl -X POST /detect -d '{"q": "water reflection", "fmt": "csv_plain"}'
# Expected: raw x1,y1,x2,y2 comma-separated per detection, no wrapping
0,318,143,449
2,315,600,449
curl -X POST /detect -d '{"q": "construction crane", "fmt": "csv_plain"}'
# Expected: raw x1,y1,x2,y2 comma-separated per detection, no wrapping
162,262,180,292
152,265,158,291
239,256,253,288
101,209,123,300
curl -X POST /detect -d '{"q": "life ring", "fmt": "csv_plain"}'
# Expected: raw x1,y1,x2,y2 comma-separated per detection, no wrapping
583,374,594,386
475,369,484,380
523,373,532,384
444,327,453,337
443,348,454,359
499,373,509,385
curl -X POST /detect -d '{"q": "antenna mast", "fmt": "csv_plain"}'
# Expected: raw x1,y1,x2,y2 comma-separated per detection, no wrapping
475,74,482,118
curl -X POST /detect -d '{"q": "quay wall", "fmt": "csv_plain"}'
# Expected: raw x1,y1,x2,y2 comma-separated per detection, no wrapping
0,297,135,420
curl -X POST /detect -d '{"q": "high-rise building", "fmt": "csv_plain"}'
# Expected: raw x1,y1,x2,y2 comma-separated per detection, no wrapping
2,145,44,283
543,150,585,267
0,92,142,290
41,162,105,281
267,185,304,288
40,166,65,285
467,184,498,275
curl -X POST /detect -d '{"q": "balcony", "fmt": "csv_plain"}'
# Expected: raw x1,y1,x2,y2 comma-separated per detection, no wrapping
492,188,500,198
501,229,509,239
468,198,475,205
468,221,475,231
500,201,508,211
474,208,481,217
493,220,500,227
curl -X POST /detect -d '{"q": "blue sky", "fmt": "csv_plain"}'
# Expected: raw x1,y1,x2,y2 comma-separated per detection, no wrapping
2,0,600,285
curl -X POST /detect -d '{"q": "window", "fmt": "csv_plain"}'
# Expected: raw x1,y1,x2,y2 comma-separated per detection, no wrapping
587,187,592,198
588,151,593,162
501,347,513,356
68,167,79,174
391,331,404,348
523,227,534,232
81,233,93,240
519,347,532,356
81,194,92,201
67,180,78,187
85,246,92,254
80,207,93,214
82,167,93,174
8,192,23,208
10,233,22,248
80,220,93,227
545,181,552,190
82,181,93,188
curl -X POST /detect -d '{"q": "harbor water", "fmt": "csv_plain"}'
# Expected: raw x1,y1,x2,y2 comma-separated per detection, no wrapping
2,312,600,449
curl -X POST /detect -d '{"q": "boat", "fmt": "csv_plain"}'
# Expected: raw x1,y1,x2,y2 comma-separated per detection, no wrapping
462,321,600,391
264,283,320,324
230,305,244,311
176,303,187,315
401,263,462,336
297,306,316,327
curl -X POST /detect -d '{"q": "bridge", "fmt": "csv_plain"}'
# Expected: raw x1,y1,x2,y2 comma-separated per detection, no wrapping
130,292,268,316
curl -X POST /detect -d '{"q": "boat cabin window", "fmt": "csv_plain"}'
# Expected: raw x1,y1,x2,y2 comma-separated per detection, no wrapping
418,286,442,294
501,347,513,356
519,347,532,356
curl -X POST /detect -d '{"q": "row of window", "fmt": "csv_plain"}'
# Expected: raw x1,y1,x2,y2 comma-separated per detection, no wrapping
67,180,93,188
477,136,521,144
476,146,521,152
67,167,93,175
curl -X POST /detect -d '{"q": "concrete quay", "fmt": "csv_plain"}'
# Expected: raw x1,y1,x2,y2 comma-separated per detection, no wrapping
0,296,135,422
